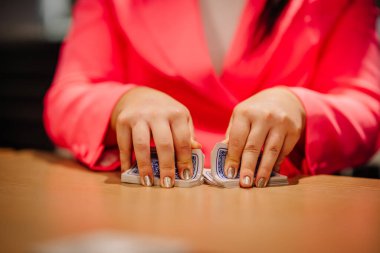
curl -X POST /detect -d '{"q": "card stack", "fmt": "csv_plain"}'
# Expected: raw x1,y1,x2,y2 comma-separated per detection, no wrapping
121,148,204,187
121,143,289,188
207,142,289,188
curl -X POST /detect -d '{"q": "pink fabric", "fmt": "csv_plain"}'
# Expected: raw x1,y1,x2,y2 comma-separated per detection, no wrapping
43,0,380,177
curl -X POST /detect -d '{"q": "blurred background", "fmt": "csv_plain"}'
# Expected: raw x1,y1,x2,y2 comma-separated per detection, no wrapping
0,0,379,177
0,0,73,150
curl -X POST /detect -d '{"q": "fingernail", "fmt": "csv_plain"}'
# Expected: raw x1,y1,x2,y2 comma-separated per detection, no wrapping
257,177,266,188
163,177,172,188
227,167,235,179
144,175,152,187
243,176,251,186
183,169,191,180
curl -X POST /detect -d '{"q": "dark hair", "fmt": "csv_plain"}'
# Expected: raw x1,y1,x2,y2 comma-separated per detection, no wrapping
248,0,289,53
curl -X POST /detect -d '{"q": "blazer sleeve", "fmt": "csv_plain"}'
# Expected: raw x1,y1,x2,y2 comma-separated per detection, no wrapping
43,0,134,170
287,0,380,175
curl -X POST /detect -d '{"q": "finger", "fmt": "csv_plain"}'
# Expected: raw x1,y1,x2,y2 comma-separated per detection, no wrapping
191,140,202,149
239,125,268,188
189,116,202,149
171,117,193,180
273,134,299,172
116,116,132,173
151,121,175,188
224,117,233,142
224,116,250,179
256,128,286,188
132,121,153,187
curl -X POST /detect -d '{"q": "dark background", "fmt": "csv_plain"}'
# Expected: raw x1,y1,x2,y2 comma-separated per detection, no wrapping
0,0,379,177
0,0,72,150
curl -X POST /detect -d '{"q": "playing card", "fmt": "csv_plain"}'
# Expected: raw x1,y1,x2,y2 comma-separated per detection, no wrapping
202,169,219,186
211,142,289,188
121,148,204,187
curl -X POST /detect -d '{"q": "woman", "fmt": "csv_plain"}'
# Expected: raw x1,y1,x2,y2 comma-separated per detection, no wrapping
43,0,380,188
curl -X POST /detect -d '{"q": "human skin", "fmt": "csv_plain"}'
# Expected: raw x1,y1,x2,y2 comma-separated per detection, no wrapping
112,86,305,188
111,86,201,188
224,87,305,188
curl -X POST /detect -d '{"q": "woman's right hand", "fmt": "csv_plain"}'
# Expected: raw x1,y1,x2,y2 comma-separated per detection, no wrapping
111,86,201,188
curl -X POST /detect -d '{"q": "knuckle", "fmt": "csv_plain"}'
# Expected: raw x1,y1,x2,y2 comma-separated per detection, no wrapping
291,125,303,136
243,144,261,155
276,113,289,124
133,142,149,152
229,138,242,149
255,109,272,121
241,108,252,118
137,161,152,170
262,111,274,121
168,107,188,119
176,159,192,168
179,106,190,116
168,109,181,118
226,154,240,164
234,105,251,118
117,112,132,126
118,148,130,156
268,145,281,155
146,109,161,120
157,140,173,151
159,164,175,173
175,131,191,146
176,141,191,153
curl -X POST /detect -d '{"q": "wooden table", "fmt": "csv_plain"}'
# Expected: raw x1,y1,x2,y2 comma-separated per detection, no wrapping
0,149,379,253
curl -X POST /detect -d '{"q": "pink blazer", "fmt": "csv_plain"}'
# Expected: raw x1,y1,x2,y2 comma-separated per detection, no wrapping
43,0,380,177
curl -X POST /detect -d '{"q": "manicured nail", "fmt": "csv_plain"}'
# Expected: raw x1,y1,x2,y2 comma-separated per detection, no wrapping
144,175,152,187
163,177,172,188
183,169,191,180
243,176,251,186
257,177,266,188
227,167,235,179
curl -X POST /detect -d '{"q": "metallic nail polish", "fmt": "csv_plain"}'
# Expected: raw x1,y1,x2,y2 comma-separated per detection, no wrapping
243,176,251,186
257,177,266,188
163,177,172,188
183,169,191,180
227,167,235,179
144,175,152,187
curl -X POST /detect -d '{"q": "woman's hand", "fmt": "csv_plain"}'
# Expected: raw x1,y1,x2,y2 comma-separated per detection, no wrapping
224,88,306,188
111,86,201,188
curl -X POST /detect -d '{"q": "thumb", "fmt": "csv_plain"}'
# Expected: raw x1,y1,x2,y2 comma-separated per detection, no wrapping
191,139,202,149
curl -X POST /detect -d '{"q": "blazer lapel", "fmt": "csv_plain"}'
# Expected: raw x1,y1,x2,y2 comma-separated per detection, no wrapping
222,0,305,99
112,0,238,108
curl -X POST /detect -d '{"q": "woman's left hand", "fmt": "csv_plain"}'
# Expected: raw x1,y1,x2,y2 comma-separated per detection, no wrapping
224,87,306,188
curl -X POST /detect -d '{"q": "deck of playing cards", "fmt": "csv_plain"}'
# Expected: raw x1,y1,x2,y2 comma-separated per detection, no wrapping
121,143,288,188
121,148,204,187
207,142,289,188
